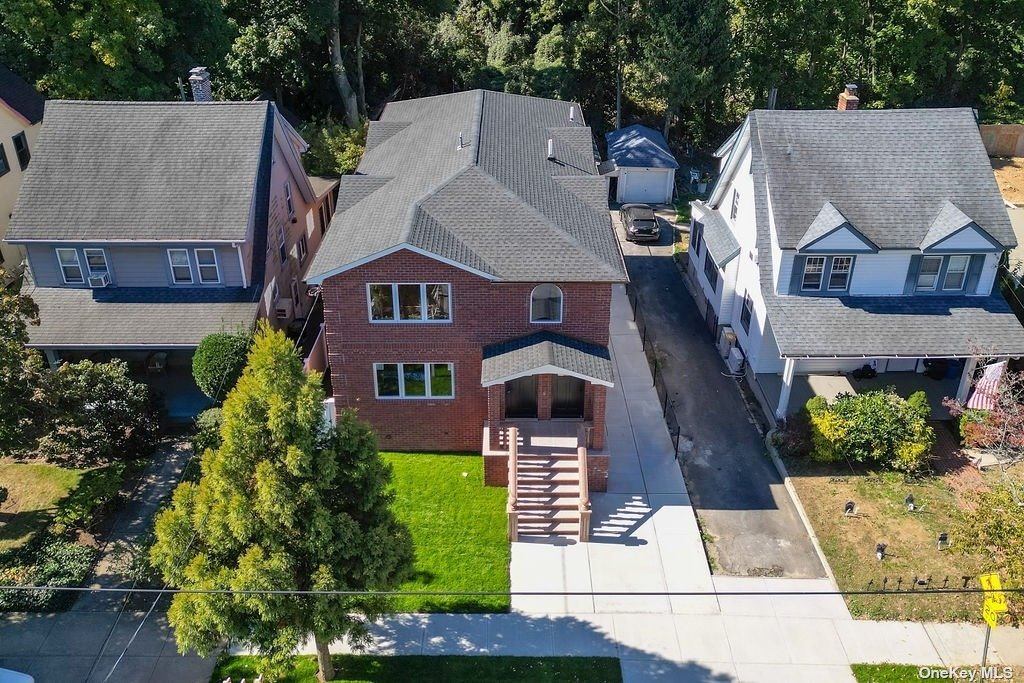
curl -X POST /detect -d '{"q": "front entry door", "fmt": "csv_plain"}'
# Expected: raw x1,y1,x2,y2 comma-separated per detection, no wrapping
504,376,538,418
551,376,585,419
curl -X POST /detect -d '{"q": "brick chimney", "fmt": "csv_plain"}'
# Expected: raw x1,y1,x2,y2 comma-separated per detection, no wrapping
188,67,212,102
837,83,859,111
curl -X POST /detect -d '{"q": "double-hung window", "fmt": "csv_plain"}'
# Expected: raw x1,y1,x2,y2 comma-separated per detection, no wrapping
828,256,853,291
12,132,29,170
0,143,9,177
368,283,451,322
943,255,970,290
730,189,740,220
284,182,295,219
318,201,330,236
703,255,719,292
167,249,193,284
195,248,220,283
56,248,83,284
916,256,942,290
83,248,108,276
374,362,454,398
740,292,753,333
277,224,287,263
691,222,703,258
296,233,308,264
801,256,826,290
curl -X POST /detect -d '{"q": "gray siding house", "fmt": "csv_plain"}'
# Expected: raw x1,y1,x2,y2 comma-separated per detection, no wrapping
4,98,336,414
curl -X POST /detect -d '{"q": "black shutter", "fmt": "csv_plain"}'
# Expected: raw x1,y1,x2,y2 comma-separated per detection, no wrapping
904,255,923,294
789,255,806,294
965,254,985,293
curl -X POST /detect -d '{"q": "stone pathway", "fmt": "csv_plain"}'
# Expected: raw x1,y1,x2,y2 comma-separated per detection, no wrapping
0,436,219,683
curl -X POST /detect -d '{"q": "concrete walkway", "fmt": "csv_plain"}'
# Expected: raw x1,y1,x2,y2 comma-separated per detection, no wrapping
0,437,218,683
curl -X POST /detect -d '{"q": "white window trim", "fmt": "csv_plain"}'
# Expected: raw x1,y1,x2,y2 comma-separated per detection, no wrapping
82,248,108,275
942,254,970,291
917,255,943,291
167,248,193,284
297,233,308,263
730,189,740,221
827,256,853,291
285,181,295,218
529,284,564,324
373,362,455,399
740,292,754,332
366,283,453,323
194,248,221,284
56,248,84,284
801,256,826,291
277,224,287,263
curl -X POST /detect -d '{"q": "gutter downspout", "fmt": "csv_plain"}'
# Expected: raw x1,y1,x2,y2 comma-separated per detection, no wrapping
234,243,248,288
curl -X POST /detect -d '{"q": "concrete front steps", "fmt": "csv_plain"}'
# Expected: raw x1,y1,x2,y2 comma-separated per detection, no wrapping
513,453,583,538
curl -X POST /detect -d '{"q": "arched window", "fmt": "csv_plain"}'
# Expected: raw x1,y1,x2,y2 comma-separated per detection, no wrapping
530,284,563,323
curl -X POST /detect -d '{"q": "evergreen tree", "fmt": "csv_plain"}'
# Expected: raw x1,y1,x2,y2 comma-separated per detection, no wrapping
150,322,413,681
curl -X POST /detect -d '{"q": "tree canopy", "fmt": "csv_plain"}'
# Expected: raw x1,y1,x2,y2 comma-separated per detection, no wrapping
150,322,413,680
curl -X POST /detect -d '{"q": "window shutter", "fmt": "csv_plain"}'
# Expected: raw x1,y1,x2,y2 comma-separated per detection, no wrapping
965,254,985,293
904,255,923,294
789,255,806,294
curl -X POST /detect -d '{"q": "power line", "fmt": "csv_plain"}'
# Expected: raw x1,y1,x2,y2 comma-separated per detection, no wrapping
1,586,1020,597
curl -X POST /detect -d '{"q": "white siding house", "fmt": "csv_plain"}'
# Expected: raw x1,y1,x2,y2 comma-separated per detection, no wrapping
687,91,1024,421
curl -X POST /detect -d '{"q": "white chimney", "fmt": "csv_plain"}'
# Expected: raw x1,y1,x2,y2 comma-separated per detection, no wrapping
569,106,576,123
188,66,212,102
547,138,555,160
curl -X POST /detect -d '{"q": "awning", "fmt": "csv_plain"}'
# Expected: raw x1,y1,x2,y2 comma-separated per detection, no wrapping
966,361,1006,410
481,331,614,387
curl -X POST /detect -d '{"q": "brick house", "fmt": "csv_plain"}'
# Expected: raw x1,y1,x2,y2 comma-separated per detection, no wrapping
305,90,627,482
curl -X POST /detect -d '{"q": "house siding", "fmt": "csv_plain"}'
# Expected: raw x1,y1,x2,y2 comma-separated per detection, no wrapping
0,107,40,269
320,248,611,452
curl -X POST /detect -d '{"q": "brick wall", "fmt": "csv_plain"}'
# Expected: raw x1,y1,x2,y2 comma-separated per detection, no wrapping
320,248,612,452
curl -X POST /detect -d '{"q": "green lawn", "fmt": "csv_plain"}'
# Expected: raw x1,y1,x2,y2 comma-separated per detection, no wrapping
213,655,621,683
851,663,925,682
383,452,510,612
0,459,86,551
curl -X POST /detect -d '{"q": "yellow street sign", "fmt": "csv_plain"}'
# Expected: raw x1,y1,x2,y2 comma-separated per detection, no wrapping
979,573,1008,628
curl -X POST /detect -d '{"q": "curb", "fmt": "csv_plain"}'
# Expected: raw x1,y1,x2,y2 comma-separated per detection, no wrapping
764,428,841,589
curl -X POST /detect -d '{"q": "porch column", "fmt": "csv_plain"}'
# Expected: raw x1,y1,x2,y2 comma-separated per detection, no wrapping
956,356,979,404
43,349,60,369
775,357,796,421
486,384,504,451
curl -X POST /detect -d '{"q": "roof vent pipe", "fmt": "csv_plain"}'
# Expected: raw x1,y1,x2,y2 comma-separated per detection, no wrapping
547,138,555,160
457,131,465,150
569,106,576,123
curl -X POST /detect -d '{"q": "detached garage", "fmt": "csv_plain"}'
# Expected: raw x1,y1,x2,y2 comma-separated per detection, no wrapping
604,124,679,205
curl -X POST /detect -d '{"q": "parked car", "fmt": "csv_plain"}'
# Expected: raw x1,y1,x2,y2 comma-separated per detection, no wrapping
619,203,661,242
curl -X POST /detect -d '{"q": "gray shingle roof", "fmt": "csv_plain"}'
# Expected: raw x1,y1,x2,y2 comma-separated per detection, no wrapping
750,108,1014,250
0,65,44,124
693,202,740,267
605,124,679,169
306,90,627,283
921,200,1002,251
481,331,614,386
746,115,1024,358
7,100,272,242
23,284,260,347
797,202,877,251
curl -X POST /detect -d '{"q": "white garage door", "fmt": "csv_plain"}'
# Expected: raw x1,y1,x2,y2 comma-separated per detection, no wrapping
618,169,672,204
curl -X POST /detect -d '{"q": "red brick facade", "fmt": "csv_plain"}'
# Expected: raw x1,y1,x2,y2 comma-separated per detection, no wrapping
320,248,612,453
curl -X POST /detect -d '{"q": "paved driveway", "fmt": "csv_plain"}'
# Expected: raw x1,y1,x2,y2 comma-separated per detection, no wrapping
613,212,825,578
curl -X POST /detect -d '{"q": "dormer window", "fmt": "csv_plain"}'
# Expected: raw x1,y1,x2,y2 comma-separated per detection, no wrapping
943,255,969,290
530,284,563,323
917,256,942,290
828,256,852,291
800,255,854,292
801,256,825,290
56,248,83,284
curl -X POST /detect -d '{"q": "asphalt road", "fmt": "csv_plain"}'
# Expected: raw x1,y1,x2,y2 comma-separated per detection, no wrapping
613,212,825,578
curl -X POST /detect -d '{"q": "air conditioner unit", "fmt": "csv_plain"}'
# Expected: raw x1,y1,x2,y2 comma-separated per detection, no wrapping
726,346,746,374
718,325,737,358
87,272,111,288
274,298,294,320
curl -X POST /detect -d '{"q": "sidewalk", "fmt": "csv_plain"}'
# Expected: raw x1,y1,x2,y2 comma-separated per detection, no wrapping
0,437,219,683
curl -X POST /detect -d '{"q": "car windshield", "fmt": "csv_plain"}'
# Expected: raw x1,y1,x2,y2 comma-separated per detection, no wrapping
632,219,656,228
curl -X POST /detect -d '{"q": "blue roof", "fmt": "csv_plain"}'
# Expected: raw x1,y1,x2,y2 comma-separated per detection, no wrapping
605,124,679,169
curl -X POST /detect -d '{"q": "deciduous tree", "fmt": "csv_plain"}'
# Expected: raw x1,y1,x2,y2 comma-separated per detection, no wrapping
0,269,44,454
150,322,413,681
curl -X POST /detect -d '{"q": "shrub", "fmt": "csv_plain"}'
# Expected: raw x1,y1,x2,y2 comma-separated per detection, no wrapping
192,407,223,455
37,360,157,467
957,408,990,445
0,536,96,611
806,390,935,472
192,331,251,402
51,463,126,534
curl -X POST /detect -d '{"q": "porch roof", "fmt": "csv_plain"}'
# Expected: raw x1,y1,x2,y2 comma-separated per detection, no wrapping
481,331,614,387
764,292,1024,358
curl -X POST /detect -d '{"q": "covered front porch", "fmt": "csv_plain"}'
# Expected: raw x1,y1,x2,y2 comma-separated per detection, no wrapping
755,364,961,421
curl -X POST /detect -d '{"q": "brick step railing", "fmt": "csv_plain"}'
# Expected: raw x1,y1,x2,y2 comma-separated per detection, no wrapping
507,427,590,542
